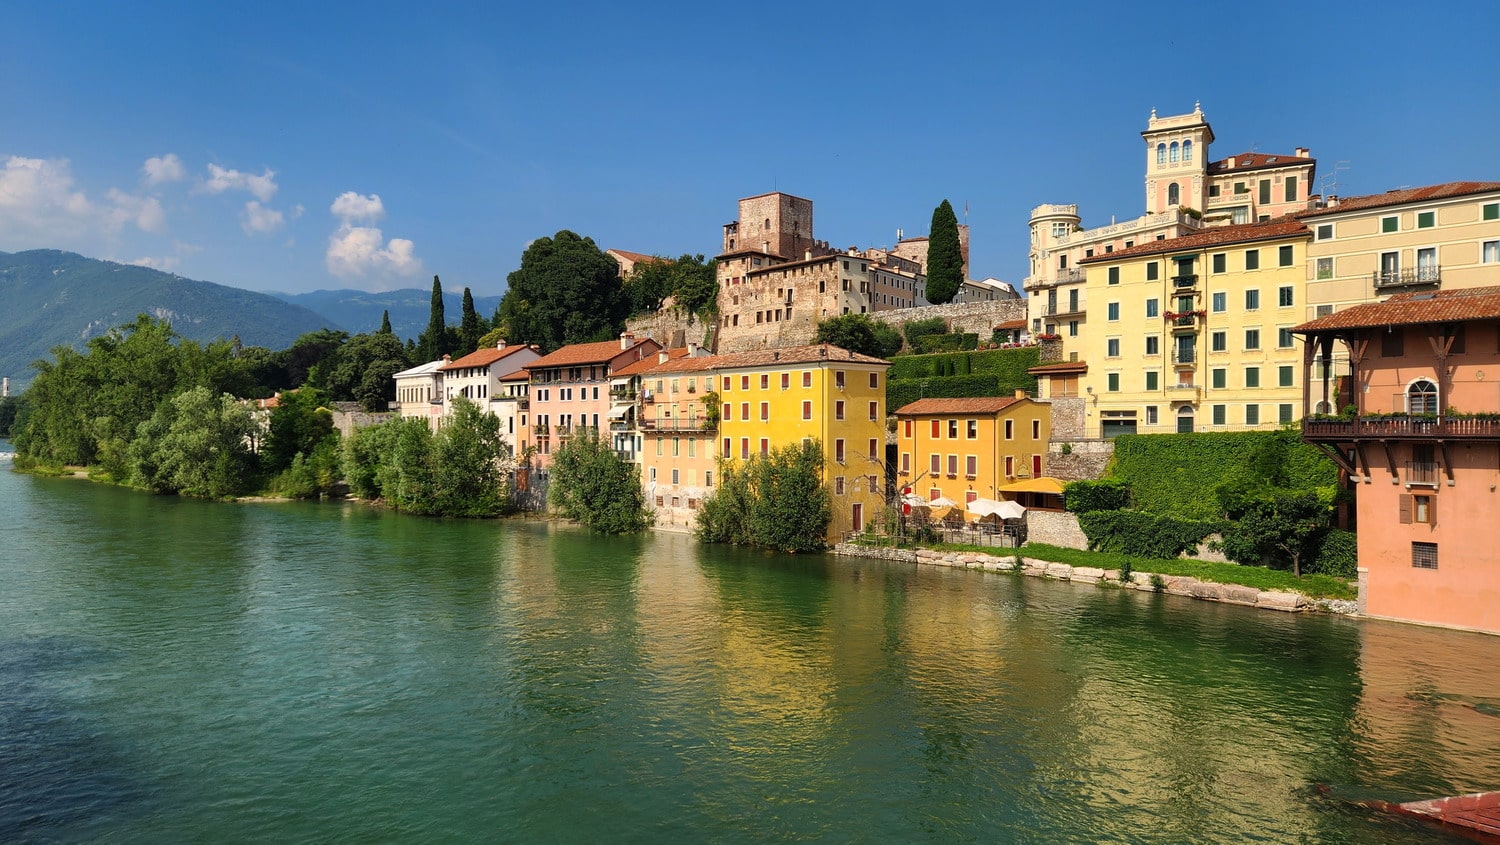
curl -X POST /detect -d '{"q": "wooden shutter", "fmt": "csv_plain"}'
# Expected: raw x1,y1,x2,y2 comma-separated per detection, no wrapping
1428,495,1436,527
1398,494,1412,524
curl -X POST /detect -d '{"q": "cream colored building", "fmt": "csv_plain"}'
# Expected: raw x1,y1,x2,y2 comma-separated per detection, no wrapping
1069,219,1312,437
393,359,447,429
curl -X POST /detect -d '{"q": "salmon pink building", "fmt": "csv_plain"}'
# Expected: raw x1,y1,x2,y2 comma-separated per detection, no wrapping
1296,286,1500,634
527,333,661,468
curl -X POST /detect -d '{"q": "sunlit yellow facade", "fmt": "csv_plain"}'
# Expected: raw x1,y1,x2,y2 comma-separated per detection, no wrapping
894,397,1050,506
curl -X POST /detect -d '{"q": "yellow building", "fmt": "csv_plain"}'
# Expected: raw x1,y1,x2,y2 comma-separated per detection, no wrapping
711,344,889,541
1072,218,1312,436
617,349,720,530
894,397,1050,508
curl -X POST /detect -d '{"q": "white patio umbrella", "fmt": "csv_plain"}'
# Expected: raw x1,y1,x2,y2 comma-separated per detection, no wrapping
926,495,958,509
964,497,1008,517
993,499,1027,520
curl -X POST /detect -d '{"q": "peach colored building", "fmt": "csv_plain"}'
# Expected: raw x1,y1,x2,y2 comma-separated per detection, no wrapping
894,396,1051,509
527,333,661,468
616,349,720,530
1295,286,1500,635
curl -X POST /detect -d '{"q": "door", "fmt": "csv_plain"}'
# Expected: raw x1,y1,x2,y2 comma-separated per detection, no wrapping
1031,455,1042,478
1175,334,1196,364
851,503,864,533
1102,420,1138,439
1177,409,1195,433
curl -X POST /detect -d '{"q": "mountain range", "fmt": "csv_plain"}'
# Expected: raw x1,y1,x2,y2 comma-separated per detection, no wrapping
0,249,506,389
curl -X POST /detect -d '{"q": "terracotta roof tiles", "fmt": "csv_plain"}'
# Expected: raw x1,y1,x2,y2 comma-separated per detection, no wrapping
611,348,691,377
529,338,659,369
1028,361,1088,375
1207,151,1315,174
1297,181,1500,218
894,397,1024,416
1079,218,1308,264
1293,286,1500,334
438,343,537,372
608,249,663,265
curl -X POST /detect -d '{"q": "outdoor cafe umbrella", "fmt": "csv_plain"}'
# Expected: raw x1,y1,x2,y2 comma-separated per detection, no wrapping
966,497,1026,520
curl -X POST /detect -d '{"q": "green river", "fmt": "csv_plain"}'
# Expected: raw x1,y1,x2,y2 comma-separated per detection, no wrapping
2,444,1498,843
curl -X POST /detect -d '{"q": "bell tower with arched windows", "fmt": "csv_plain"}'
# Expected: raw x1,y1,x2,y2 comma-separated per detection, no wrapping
1142,103,1213,216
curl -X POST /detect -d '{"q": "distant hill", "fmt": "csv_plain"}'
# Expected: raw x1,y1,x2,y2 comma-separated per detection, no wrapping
0,249,335,387
270,288,503,340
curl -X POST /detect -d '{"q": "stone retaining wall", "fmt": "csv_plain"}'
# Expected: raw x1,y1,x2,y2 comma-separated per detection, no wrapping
1025,510,1088,550
1045,434,1110,480
866,300,1029,338
830,543,1357,616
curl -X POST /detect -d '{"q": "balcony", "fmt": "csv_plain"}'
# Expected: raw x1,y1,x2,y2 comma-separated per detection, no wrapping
640,417,715,432
1170,348,1197,367
1167,383,1200,398
1405,460,1439,487
1024,268,1086,291
1168,313,1201,332
1172,274,1198,291
1042,302,1085,318
1303,415,1500,442
608,389,637,402
1373,265,1441,290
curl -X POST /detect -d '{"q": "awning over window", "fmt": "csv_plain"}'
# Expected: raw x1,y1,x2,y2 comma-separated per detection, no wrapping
995,477,1066,496
607,404,633,419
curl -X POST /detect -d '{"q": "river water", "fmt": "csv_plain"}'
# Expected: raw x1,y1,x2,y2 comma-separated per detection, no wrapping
2,445,1498,843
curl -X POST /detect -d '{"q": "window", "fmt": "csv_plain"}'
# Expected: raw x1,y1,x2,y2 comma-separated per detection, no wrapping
1004,456,1014,477
930,454,941,475
1408,379,1438,414
1068,320,1079,337
1107,338,1120,357
1107,302,1120,321
1211,331,1227,352
835,400,845,420
1211,291,1226,313
1234,181,1247,195
672,437,681,457
965,455,978,478
1410,494,1434,525
1211,368,1226,389
1108,267,1120,285
1212,405,1226,426
781,373,790,389
1316,257,1333,279
1245,367,1260,388
649,467,657,482
1246,404,1260,425
1279,365,1294,388
1279,404,1294,424
1284,176,1297,202
1145,371,1158,391
1316,224,1333,240
1107,373,1120,392
1258,179,1271,205
1245,289,1260,310
1145,335,1160,356
901,452,910,473
869,372,879,389
741,375,750,390
1245,329,1261,350
835,371,846,390
1485,203,1499,221
966,420,977,439
803,371,812,387
1212,253,1226,274
1417,210,1435,229
835,439,845,463
1146,262,1159,281
1156,143,1166,164
740,402,750,420
1169,141,1180,163
1484,241,1500,264
1276,286,1293,308
1005,419,1014,439
1381,216,1398,233
1417,247,1438,282
1412,542,1438,570
741,438,750,459
834,476,845,495
869,439,878,460
760,402,769,421
948,420,959,439
1183,140,1192,161
723,438,731,458
1032,419,1041,439
1146,406,1158,426
705,470,714,488
947,454,958,476
1245,250,1260,271
869,401,879,421
1278,246,1293,267
802,400,812,420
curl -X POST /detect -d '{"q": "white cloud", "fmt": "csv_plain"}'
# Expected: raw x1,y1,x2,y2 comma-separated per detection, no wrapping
202,163,277,202
127,255,181,272
142,153,185,186
241,200,285,235
106,189,167,234
0,156,167,246
330,191,384,223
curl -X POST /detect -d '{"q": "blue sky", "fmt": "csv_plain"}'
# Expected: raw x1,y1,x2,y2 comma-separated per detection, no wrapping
2,1,1496,296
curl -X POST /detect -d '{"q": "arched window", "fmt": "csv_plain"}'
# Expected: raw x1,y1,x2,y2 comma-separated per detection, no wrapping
1408,379,1439,414
1182,139,1193,161
1156,143,1166,165
1314,400,1332,415
1177,406,1195,434
1169,141,1180,163
1167,183,1180,206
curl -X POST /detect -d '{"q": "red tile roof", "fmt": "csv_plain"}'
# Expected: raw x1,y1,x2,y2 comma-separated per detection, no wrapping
438,343,537,372
529,337,660,369
1028,361,1088,375
894,397,1024,416
611,343,888,377
1297,181,1500,218
608,249,663,265
1207,151,1315,174
612,348,691,377
995,319,1027,330
499,368,530,382
1078,218,1308,264
1293,286,1500,334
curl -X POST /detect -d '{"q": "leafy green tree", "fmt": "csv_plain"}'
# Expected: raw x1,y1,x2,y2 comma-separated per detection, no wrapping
548,428,650,533
278,328,349,389
261,387,336,475
494,231,630,351
307,331,410,412
623,254,718,318
416,275,451,362
432,397,513,517
925,199,964,304
127,386,258,499
0,394,26,437
697,440,831,552
476,327,507,349
340,403,513,517
458,287,486,356
1218,491,1331,576
814,314,902,359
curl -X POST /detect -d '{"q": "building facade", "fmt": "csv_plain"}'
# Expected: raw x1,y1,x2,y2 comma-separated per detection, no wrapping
527,334,662,468
894,396,1051,508
1296,286,1500,634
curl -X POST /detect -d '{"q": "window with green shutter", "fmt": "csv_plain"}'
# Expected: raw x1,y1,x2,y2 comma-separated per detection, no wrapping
1212,405,1226,425
1484,203,1499,221
1246,405,1260,425
1107,373,1120,392
1146,262,1159,280
1279,245,1293,267
1146,371,1158,391
1279,365,1294,387
1382,216,1398,233
1108,267,1120,285
1245,367,1260,388
1417,211,1435,229
1212,368,1226,389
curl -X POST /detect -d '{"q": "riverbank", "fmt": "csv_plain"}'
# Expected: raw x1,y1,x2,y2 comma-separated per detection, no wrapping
833,541,1360,616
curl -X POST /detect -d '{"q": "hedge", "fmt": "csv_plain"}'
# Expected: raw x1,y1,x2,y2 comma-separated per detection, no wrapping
888,347,1041,381
911,333,979,354
1064,478,1130,513
1107,430,1338,520
902,317,947,346
1077,510,1227,560
888,375,1020,413
1309,529,1357,579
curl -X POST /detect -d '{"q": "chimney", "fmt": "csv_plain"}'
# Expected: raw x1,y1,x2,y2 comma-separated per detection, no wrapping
1227,156,1236,168
495,338,506,349
442,353,451,363
1295,147,1309,158
1014,389,1028,399
804,250,812,260
819,347,827,358
1327,195,1340,208
620,331,634,350
687,341,700,357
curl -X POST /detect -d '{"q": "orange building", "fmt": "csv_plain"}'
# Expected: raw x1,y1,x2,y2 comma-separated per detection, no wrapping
614,349,720,530
894,396,1051,510
1296,286,1500,634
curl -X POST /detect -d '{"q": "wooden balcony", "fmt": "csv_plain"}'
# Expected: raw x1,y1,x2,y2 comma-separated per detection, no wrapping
1303,416,1500,442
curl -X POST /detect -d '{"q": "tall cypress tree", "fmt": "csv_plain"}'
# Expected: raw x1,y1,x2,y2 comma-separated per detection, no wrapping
417,275,447,362
925,199,964,304
379,310,393,335
459,287,484,355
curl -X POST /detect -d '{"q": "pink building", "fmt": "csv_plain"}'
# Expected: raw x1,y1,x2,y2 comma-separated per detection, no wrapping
1296,286,1500,634
527,333,661,468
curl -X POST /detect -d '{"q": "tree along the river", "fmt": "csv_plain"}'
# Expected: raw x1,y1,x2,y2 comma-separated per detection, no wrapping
342,398,514,517
697,439,831,553
416,275,457,363
127,386,258,499
260,387,336,476
548,428,651,533
925,199,964,304
307,330,410,412
458,287,486,357
494,231,631,351
814,313,903,359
